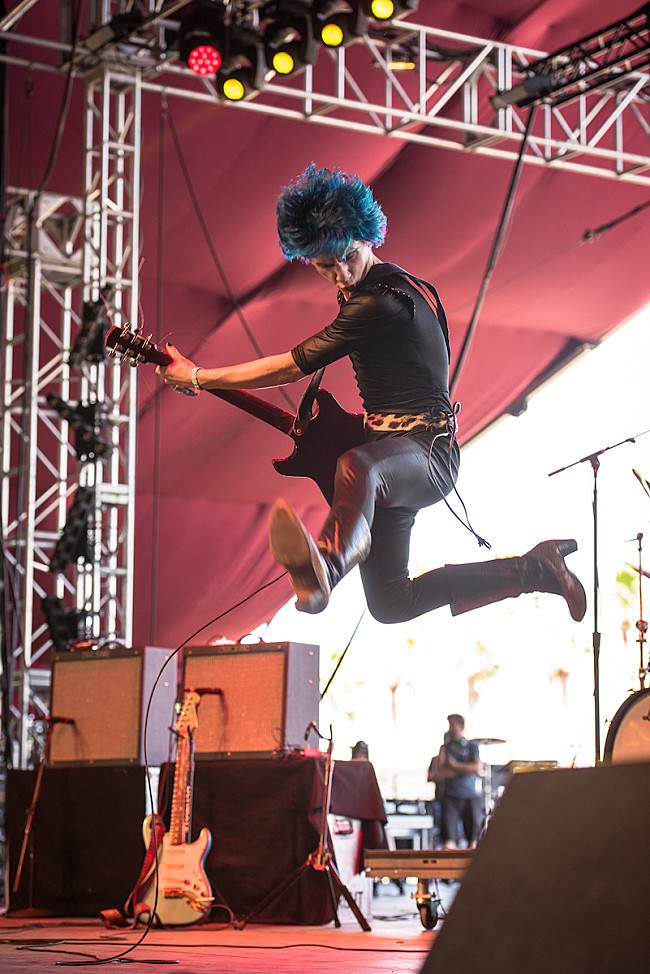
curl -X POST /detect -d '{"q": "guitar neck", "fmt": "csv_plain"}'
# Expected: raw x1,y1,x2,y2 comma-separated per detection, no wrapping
169,733,191,846
105,327,298,437
155,342,296,436
205,387,295,436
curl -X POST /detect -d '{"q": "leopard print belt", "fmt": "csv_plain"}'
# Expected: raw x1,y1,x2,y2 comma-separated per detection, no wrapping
364,407,456,435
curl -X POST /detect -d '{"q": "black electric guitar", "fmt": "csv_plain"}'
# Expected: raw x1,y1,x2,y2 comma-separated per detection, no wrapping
105,325,364,504
140,691,213,926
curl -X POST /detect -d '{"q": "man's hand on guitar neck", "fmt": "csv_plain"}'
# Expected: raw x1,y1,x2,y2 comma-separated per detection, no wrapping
156,343,199,394
157,342,305,393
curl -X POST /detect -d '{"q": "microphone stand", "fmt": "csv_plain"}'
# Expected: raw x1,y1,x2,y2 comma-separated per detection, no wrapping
234,724,371,932
11,716,74,912
549,430,646,765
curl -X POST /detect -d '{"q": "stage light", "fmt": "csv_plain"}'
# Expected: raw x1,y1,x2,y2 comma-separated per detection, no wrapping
69,289,114,368
49,486,95,575
363,0,419,21
218,39,266,101
179,0,225,77
222,73,246,99
42,595,82,653
188,43,222,75
491,73,555,110
313,1,368,48
264,16,316,76
322,21,343,46
46,394,112,461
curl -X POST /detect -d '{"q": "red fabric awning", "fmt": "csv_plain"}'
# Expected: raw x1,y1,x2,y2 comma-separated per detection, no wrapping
5,0,649,644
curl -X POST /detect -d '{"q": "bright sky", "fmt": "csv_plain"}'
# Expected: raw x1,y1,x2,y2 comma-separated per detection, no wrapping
259,304,650,798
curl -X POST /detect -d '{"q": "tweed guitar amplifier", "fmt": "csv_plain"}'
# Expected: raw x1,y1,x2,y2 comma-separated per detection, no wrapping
183,642,319,758
49,646,177,766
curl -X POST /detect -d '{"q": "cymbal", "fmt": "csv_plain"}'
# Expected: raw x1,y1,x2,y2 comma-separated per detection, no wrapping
471,737,506,746
632,468,650,500
627,563,650,579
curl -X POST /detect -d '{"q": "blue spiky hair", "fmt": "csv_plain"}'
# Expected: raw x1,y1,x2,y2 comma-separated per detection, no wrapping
276,164,387,262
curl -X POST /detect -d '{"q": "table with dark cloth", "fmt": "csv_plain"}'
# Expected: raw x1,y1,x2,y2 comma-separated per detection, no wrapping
159,755,388,925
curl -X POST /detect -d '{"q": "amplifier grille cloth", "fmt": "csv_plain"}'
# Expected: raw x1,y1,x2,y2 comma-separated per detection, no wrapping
51,656,142,763
184,651,285,753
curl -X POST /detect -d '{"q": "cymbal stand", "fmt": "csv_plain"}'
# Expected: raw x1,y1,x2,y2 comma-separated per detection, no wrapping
634,532,648,689
235,725,371,932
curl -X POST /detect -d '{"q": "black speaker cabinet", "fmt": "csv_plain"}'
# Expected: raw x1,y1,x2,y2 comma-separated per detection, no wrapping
5,766,148,916
421,763,650,974
49,646,177,766
183,642,319,758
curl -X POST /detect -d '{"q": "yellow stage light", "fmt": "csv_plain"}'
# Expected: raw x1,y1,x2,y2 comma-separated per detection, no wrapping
371,0,394,19
273,50,296,74
321,22,344,46
222,77,245,100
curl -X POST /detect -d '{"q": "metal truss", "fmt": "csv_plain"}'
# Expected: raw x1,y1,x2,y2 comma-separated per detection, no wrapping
507,3,650,109
2,192,85,762
143,19,649,185
2,6,648,184
0,67,140,766
0,0,650,185
82,63,141,652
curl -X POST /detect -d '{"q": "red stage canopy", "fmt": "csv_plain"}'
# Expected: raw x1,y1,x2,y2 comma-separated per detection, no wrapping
5,1,649,645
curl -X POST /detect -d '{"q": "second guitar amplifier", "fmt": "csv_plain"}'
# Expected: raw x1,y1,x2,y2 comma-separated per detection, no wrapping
49,646,177,766
183,642,319,758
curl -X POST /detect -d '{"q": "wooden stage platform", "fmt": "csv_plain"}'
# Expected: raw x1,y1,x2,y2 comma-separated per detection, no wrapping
0,890,441,974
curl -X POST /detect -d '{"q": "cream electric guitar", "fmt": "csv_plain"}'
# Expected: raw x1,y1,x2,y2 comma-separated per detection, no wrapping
141,691,213,925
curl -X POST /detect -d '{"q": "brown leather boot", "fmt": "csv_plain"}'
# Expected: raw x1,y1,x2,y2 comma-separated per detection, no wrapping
445,539,586,621
268,499,371,614
525,540,586,621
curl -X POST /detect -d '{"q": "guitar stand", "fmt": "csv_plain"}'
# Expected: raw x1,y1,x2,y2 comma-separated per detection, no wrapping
233,729,371,932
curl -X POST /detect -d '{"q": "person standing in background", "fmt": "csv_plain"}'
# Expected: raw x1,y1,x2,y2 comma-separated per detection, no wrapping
436,714,482,848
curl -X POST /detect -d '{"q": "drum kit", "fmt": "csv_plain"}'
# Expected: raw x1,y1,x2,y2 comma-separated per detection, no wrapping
471,738,506,820
604,473,650,763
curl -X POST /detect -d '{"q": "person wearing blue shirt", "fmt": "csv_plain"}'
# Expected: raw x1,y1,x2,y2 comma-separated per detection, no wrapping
437,714,483,848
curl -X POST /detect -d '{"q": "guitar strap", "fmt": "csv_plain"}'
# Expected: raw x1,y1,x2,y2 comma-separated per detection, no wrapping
290,269,451,434
99,814,166,929
293,366,325,435
401,272,451,363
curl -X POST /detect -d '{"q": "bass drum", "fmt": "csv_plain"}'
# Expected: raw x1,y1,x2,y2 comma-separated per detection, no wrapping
604,688,650,764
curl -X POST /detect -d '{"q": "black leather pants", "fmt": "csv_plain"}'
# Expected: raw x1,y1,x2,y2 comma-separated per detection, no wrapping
318,430,460,623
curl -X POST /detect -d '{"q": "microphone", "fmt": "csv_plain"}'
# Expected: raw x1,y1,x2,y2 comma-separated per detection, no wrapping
46,716,75,725
304,720,317,742
187,687,223,695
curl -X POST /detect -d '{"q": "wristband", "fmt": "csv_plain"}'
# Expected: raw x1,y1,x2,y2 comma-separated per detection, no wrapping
191,366,202,394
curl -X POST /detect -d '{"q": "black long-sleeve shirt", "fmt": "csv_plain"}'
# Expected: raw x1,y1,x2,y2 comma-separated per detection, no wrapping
291,262,451,416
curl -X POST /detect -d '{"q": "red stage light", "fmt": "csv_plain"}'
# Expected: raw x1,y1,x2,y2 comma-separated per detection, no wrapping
187,43,222,76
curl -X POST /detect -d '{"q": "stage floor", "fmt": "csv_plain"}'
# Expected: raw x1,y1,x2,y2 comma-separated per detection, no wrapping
0,887,450,974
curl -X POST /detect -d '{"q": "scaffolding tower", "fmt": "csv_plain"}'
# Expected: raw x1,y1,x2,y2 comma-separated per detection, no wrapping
1,59,141,766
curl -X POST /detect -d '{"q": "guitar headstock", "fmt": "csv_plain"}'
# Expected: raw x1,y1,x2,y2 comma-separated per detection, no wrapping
104,325,171,368
176,690,202,739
